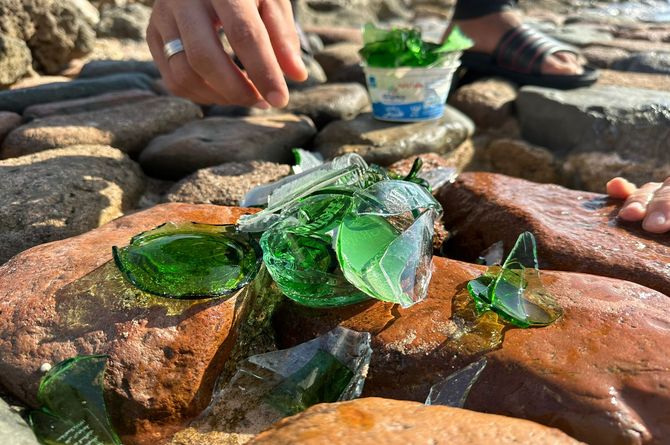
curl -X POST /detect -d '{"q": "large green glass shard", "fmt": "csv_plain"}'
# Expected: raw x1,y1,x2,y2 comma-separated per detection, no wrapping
173,327,371,444
265,350,354,416
261,193,369,307
425,358,487,407
360,24,473,68
28,355,121,445
113,222,261,299
467,232,563,328
336,180,441,307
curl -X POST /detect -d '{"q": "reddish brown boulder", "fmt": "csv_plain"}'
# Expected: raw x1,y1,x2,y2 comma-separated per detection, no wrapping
0,203,271,445
274,257,670,445
436,172,670,296
250,398,583,445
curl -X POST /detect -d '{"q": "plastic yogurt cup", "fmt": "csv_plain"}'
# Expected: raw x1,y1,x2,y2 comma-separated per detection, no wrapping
363,53,462,122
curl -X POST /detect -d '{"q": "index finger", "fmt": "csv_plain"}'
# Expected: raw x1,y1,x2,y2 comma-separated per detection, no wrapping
213,0,289,108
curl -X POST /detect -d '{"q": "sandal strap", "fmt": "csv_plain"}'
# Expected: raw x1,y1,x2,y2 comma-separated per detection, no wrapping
492,24,578,75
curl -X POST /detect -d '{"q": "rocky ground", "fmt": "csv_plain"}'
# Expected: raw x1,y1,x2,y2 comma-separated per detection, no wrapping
1,0,669,444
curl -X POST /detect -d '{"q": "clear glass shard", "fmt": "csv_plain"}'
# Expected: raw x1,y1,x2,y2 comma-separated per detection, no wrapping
467,232,563,328
291,148,324,174
239,165,369,233
425,357,487,407
28,355,121,445
418,166,458,191
477,240,505,266
353,180,442,217
240,153,366,209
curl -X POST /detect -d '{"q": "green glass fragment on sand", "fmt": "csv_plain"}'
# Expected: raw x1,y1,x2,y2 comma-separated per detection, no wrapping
467,232,563,328
113,222,261,299
28,355,121,445
266,350,354,416
360,24,473,68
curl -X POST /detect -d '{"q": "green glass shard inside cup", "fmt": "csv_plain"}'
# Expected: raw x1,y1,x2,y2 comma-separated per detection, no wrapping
261,193,369,308
360,24,473,68
467,232,563,328
113,222,261,299
28,355,121,445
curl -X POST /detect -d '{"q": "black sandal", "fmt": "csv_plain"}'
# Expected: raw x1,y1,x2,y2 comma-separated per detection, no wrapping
460,24,599,89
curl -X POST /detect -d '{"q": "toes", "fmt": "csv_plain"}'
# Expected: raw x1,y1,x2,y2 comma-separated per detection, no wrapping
607,177,637,199
642,181,670,233
542,51,583,76
618,182,662,222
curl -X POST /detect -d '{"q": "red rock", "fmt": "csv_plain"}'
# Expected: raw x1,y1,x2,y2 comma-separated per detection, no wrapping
436,173,670,296
250,398,583,445
0,203,270,444
274,256,670,445
23,89,156,119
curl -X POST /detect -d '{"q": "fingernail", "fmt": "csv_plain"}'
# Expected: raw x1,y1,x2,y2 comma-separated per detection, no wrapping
295,53,307,71
254,101,271,110
266,91,287,108
647,211,667,227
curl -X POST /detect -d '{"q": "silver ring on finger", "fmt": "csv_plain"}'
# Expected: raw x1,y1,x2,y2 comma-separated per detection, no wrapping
163,38,185,60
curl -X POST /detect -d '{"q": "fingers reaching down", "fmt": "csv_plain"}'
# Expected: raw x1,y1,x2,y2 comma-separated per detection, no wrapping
642,179,670,233
212,0,292,107
148,0,305,107
259,0,308,82
607,177,670,233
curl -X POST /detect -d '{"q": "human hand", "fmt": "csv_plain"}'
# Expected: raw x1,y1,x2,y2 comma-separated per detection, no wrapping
607,177,670,234
147,0,308,108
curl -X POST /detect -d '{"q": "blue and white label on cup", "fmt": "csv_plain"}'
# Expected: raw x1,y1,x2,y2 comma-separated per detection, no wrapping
363,63,459,123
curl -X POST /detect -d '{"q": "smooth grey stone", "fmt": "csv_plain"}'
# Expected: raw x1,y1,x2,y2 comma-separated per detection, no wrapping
0,35,32,88
315,107,475,165
0,73,157,113
517,85,670,164
286,83,370,128
78,60,160,78
0,399,39,445
139,114,317,179
0,145,145,265
96,3,151,40
611,52,670,75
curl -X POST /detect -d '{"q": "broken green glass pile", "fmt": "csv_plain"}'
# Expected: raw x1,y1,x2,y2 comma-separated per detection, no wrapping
467,232,563,328
113,222,262,299
360,24,473,68
112,151,444,308
28,355,121,445
241,153,443,308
